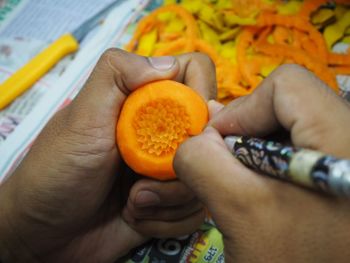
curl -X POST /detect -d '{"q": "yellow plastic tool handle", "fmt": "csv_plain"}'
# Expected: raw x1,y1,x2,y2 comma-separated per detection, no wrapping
0,34,79,110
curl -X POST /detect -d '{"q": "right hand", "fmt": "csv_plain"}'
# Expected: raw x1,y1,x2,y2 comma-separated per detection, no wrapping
174,64,350,262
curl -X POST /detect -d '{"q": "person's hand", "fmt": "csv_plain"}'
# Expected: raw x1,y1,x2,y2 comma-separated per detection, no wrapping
174,64,350,262
0,49,216,263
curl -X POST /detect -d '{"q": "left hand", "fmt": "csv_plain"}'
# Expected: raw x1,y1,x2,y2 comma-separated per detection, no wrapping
0,49,216,263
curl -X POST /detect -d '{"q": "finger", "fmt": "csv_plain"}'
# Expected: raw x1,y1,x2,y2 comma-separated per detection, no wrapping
124,208,206,238
124,198,203,221
174,52,217,100
87,217,147,262
209,64,350,156
174,127,270,214
128,179,196,208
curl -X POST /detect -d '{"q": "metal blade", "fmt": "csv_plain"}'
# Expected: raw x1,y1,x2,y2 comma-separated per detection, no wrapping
72,0,124,42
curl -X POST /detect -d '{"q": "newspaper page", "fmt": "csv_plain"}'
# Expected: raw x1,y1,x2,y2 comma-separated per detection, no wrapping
335,43,350,100
0,0,120,147
0,0,150,180
0,0,117,41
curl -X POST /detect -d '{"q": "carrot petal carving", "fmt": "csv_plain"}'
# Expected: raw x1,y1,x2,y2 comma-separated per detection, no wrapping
116,80,208,180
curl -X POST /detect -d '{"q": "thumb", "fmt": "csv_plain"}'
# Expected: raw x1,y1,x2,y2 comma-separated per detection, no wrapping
68,49,179,128
173,127,260,214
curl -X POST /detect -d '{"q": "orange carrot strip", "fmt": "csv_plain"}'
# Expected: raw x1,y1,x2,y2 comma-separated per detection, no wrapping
291,28,304,48
194,39,245,97
125,19,158,52
153,38,188,56
194,39,222,63
328,51,350,66
257,12,328,63
253,54,284,69
301,37,318,54
332,66,350,75
273,26,291,45
126,5,199,53
255,43,339,92
256,27,273,46
299,0,327,19
290,28,319,55
334,0,350,5
157,5,200,38
236,27,261,89
159,32,182,42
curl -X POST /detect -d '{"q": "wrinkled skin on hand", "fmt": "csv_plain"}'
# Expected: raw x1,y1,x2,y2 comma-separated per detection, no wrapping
174,64,350,262
0,49,216,263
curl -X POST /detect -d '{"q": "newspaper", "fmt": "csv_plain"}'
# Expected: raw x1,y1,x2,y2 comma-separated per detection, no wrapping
335,42,350,100
0,0,117,41
0,0,120,148
0,0,150,180
126,223,224,263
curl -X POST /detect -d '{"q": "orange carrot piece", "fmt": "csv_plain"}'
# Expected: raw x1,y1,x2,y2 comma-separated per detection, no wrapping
116,80,208,180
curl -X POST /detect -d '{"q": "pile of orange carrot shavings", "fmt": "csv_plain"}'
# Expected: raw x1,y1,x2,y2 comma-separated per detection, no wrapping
126,0,350,104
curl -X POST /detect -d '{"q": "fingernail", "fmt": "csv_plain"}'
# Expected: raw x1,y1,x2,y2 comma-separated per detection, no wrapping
148,56,176,71
203,126,217,134
208,100,224,119
208,100,224,112
134,190,160,207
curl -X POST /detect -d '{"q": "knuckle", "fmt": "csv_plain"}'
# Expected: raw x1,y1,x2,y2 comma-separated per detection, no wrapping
190,52,217,99
271,64,305,84
269,64,312,94
100,47,121,61
274,63,305,74
271,64,331,95
98,48,127,67
192,52,216,70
